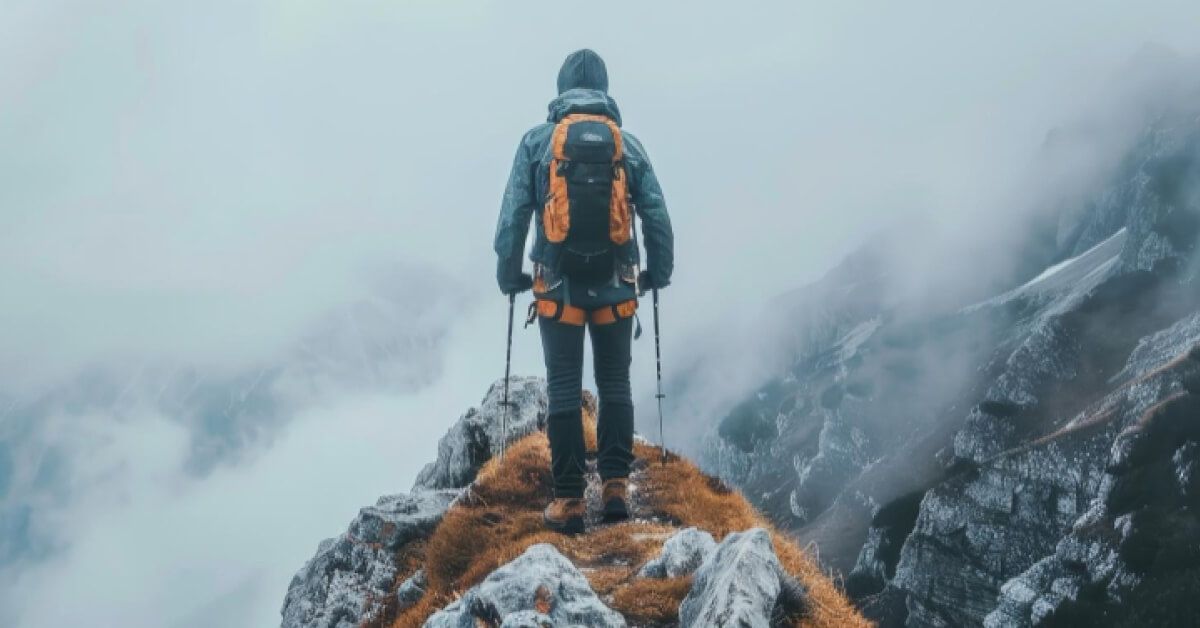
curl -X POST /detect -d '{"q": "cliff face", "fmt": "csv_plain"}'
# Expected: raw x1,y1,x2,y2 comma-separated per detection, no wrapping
282,378,867,628
701,98,1200,626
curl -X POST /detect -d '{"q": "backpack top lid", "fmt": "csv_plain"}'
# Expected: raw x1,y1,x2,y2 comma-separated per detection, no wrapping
553,114,623,164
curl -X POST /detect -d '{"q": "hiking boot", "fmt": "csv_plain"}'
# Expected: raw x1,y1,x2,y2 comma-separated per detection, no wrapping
543,498,585,534
601,478,630,523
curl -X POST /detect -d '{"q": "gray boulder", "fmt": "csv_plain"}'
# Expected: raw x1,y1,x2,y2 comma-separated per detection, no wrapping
499,610,554,627
395,569,427,614
413,376,547,490
424,543,625,628
281,490,457,628
638,527,717,579
679,528,785,628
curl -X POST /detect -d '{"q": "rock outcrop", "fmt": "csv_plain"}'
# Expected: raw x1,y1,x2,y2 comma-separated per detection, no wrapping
283,379,544,628
424,544,625,628
637,527,716,579
282,491,458,628
413,376,547,491
679,528,787,628
985,347,1200,627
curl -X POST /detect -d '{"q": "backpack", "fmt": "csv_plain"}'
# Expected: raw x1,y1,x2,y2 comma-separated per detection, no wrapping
543,113,632,283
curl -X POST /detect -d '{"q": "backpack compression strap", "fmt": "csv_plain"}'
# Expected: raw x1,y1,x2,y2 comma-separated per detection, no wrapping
544,113,631,246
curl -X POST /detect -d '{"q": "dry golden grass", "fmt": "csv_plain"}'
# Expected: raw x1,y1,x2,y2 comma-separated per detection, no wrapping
389,404,871,628
611,576,694,625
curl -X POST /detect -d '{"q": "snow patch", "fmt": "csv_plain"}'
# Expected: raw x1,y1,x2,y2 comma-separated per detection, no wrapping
966,228,1127,313
837,317,882,364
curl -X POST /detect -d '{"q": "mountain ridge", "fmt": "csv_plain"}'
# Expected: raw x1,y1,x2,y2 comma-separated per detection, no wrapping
282,379,868,628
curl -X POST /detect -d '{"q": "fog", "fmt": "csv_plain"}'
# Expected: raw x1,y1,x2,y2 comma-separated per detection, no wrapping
3,1,1200,626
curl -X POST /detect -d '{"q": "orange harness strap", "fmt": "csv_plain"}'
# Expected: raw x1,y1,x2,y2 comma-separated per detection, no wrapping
590,299,638,325
534,299,637,327
536,299,587,326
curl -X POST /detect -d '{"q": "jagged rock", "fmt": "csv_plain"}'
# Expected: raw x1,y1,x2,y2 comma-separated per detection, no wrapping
985,379,1200,627
1116,311,1200,381
413,376,547,490
284,377,550,628
890,439,1106,626
282,490,457,628
846,491,923,602
679,528,788,628
424,543,626,628
395,569,426,614
638,527,717,578
793,406,873,521
499,610,554,627
847,526,892,599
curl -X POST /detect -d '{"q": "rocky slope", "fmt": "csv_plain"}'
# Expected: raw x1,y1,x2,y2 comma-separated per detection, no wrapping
282,378,867,628
699,80,1200,626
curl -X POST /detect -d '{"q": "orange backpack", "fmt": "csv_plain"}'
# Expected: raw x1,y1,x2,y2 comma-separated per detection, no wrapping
543,113,632,282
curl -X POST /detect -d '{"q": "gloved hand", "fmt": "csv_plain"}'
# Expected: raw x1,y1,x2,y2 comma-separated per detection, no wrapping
638,270,669,294
500,272,534,296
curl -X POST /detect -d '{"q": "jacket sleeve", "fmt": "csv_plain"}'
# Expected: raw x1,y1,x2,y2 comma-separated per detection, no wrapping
625,133,674,287
493,130,539,292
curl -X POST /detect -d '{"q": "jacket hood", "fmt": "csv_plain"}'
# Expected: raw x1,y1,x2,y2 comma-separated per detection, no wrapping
547,88,623,126
557,49,608,94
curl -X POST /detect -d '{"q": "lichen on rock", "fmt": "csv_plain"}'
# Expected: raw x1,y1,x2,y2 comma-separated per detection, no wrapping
281,490,457,628
423,543,626,628
637,527,716,579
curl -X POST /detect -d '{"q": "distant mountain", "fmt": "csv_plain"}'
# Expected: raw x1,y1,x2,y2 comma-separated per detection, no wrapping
701,70,1200,627
0,266,458,571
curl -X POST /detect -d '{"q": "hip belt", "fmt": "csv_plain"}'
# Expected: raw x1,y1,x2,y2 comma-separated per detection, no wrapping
526,298,638,327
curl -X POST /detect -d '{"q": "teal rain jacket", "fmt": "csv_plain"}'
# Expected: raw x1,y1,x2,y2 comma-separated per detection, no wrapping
493,55,673,310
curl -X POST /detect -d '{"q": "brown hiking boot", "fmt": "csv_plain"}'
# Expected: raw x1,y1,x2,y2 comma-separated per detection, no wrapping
601,478,630,523
543,498,585,534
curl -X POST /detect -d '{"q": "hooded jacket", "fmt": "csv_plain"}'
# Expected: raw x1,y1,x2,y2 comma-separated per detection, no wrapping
493,50,674,308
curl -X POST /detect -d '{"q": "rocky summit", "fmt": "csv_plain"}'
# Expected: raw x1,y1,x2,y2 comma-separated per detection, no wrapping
282,379,867,628
698,72,1200,626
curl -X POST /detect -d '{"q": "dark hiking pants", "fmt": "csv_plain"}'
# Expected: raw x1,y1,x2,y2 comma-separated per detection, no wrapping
539,315,635,498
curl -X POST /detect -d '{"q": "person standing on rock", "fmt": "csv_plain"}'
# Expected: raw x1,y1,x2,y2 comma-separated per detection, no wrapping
493,49,674,534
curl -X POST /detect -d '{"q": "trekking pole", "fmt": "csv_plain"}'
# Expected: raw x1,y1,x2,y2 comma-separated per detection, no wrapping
652,288,667,465
501,292,515,463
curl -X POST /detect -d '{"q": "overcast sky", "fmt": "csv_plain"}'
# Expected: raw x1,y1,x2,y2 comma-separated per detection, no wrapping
3,2,1200,627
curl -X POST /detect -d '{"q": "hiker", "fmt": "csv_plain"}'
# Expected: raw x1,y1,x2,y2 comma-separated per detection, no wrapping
493,49,674,534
